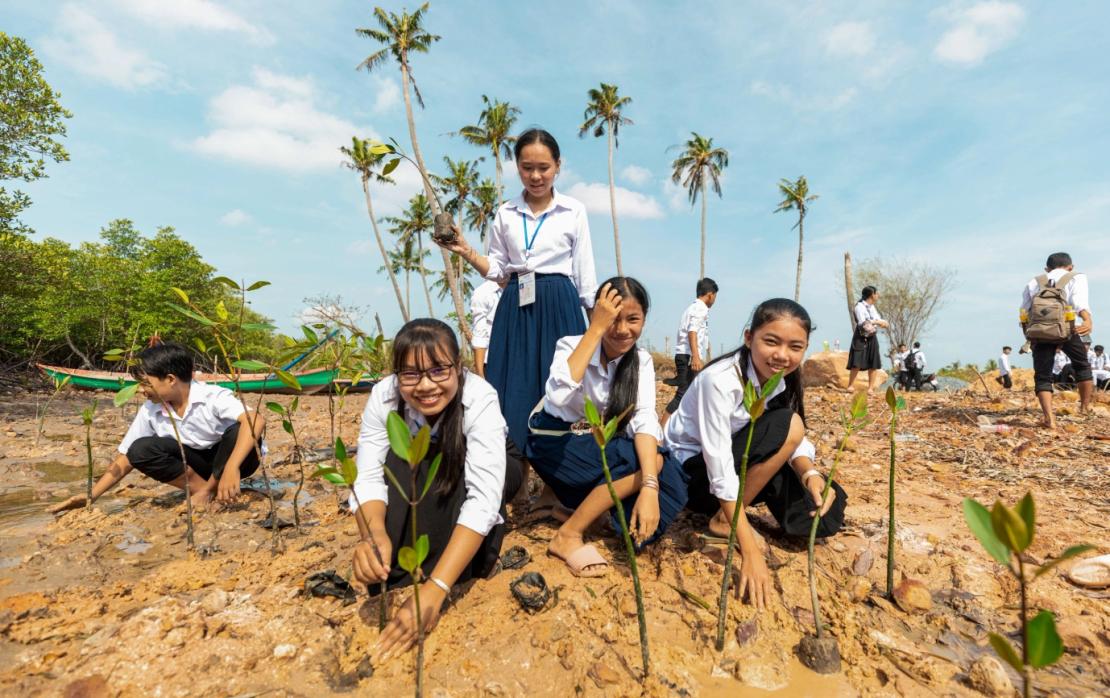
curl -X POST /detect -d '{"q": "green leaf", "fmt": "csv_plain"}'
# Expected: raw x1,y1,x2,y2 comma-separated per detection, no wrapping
274,369,302,392
334,437,348,463
603,417,619,443
385,412,411,462
410,425,431,466
322,471,346,485
232,359,269,372
282,420,293,435
988,632,1023,673
583,398,601,427
895,396,906,411
885,385,896,411
382,464,404,495
963,499,1011,565
741,379,757,412
382,157,401,176
193,338,207,354
991,501,1030,553
339,456,357,486
749,395,767,422
850,391,869,421
265,401,285,415
414,534,429,565
420,453,441,499
1034,544,1096,580
166,302,214,326
302,326,319,344
760,370,783,399
1016,492,1035,542
212,276,239,289
291,396,299,412
215,300,229,322
398,546,417,573
591,426,606,449
246,280,271,291
170,287,190,304
241,322,276,332
113,382,140,408
369,143,393,156
1027,611,1064,668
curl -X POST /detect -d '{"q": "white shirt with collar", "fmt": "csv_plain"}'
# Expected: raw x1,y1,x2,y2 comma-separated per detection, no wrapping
118,381,251,454
854,300,882,327
999,353,1012,376
469,280,503,355
663,354,800,502
1053,351,1071,373
351,373,507,537
484,189,598,309
544,335,661,440
1022,268,1091,314
675,299,710,357
894,350,908,371
1090,351,1109,372
910,349,927,370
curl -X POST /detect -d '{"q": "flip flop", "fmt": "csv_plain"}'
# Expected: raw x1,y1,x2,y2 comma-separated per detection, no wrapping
556,544,609,578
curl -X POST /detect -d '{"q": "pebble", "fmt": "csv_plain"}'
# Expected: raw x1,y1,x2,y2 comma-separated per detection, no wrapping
967,655,1012,697
273,643,297,659
893,579,932,614
618,595,638,618
588,662,621,687
200,588,229,615
736,657,790,688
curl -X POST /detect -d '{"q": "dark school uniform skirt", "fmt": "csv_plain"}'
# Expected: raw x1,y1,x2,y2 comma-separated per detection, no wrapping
525,410,688,546
485,273,587,449
682,408,847,538
847,329,881,370
368,438,525,594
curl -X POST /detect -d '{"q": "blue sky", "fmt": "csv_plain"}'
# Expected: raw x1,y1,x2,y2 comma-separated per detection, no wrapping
9,1,1109,370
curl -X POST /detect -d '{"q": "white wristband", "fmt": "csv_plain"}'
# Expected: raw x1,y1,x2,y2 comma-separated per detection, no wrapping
801,469,822,486
429,576,451,595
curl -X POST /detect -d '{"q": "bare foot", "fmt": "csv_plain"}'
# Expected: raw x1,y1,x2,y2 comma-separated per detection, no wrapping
547,528,608,576
190,487,215,510
708,511,768,552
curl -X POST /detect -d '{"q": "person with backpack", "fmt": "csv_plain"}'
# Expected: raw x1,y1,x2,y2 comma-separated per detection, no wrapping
904,342,926,390
1020,252,1093,429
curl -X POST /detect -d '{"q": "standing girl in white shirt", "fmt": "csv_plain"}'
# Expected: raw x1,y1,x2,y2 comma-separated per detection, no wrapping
664,299,846,609
846,285,888,393
526,278,687,576
438,128,598,454
350,319,525,660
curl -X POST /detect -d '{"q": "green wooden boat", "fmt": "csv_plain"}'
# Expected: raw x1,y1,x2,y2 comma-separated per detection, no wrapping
38,364,338,395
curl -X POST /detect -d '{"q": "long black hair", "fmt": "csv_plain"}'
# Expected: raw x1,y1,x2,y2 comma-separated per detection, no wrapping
596,277,650,432
513,128,561,161
391,318,466,496
860,285,877,302
703,298,813,424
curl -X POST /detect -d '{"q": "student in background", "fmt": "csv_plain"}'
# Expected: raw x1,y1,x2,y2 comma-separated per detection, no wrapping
846,286,889,394
469,279,504,379
906,342,926,389
1052,346,1076,386
1089,344,1109,389
996,346,1014,389
893,343,909,389
662,278,717,424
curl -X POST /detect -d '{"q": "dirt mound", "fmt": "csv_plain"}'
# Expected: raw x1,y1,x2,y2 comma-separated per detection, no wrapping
802,351,887,390
969,367,1036,393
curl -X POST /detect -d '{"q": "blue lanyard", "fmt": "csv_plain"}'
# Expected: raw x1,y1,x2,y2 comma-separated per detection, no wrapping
521,212,549,252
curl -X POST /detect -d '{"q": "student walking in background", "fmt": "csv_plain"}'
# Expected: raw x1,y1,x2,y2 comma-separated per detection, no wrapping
662,278,717,425
846,286,888,394
1089,344,1109,389
905,341,926,390
469,279,504,379
996,346,1014,389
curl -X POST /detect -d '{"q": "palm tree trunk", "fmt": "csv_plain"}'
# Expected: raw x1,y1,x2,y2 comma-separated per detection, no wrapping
844,252,855,333
406,269,411,312
607,128,622,277
699,178,708,280
417,233,435,317
794,212,804,302
398,59,472,345
456,211,466,282
363,177,409,322
490,154,503,254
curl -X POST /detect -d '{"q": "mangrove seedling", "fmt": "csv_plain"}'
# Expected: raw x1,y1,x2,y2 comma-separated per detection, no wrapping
963,493,1093,698
583,397,648,678
81,399,97,505
800,390,869,674
266,398,305,531
716,369,783,652
36,374,71,445
884,386,906,598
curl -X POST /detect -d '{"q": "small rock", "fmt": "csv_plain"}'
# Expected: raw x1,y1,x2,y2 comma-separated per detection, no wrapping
1066,555,1110,589
482,681,508,696
273,643,297,659
1055,616,1098,654
62,675,110,698
967,655,1012,697
200,588,229,615
588,662,621,687
852,547,874,576
618,595,638,618
797,635,842,675
849,576,871,602
735,659,789,690
893,579,932,614
735,618,758,646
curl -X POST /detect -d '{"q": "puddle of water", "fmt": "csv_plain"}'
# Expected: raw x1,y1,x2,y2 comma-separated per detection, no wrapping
33,459,87,483
698,657,855,697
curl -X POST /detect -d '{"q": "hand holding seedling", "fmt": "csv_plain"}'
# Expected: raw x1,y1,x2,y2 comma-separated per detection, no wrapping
353,534,393,583
800,465,835,518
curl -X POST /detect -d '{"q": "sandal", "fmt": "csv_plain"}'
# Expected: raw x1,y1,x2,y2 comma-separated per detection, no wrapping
554,544,609,578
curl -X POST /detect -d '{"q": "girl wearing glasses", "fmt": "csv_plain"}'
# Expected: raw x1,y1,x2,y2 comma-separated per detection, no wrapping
526,278,687,576
350,319,524,661
437,128,597,461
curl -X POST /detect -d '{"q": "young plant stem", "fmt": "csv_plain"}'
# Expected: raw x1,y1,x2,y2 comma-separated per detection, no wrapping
716,424,756,651
409,466,425,698
886,411,897,598
349,488,389,630
243,390,280,552
160,401,196,551
288,418,304,532
598,444,650,677
84,420,93,504
808,436,850,639
1017,554,1031,698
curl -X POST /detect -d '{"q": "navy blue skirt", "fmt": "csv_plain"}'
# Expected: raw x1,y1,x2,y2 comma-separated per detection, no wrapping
525,411,689,546
486,273,586,448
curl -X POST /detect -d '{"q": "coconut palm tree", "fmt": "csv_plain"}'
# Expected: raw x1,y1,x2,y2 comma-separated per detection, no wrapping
384,194,436,317
454,95,520,208
341,136,409,323
433,157,480,281
379,234,426,313
433,254,476,302
465,178,499,247
579,83,633,277
669,132,729,279
774,175,819,302
357,3,472,344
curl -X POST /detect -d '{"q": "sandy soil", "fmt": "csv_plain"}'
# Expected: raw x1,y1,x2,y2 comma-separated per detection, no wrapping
0,382,1107,697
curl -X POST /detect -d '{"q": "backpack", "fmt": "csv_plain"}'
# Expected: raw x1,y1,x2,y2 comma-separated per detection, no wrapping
1024,272,1077,342
904,351,917,371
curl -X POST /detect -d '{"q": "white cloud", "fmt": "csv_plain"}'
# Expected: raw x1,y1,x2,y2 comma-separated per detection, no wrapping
113,0,274,45
219,209,251,226
620,165,652,186
934,1,1026,66
824,21,876,57
369,75,402,114
565,182,664,220
190,67,372,172
42,4,168,89
663,178,690,212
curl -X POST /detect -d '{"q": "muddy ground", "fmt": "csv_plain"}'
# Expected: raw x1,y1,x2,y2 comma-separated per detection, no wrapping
0,381,1107,697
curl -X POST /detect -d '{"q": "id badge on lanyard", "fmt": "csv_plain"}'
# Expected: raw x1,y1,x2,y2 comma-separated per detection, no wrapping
519,211,548,307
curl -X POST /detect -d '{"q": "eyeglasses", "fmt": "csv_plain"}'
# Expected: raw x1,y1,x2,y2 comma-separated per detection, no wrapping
396,364,456,386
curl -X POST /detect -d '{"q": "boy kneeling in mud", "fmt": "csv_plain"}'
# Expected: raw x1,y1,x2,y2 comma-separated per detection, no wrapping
50,342,264,513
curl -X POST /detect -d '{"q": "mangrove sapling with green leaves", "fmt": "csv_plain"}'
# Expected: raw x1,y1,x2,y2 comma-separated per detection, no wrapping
884,386,906,598
81,399,97,505
582,398,649,678
36,374,71,445
715,369,783,652
266,398,305,531
963,493,1093,698
799,391,869,674
312,436,390,630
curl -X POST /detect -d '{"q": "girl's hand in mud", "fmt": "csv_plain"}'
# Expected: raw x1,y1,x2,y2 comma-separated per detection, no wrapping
216,465,241,503
739,549,774,611
353,534,392,584
588,283,623,334
374,583,445,662
49,494,87,514
629,487,660,544
806,475,835,518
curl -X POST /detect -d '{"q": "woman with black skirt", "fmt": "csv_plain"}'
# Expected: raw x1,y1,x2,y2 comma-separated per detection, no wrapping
349,319,524,659
846,285,889,394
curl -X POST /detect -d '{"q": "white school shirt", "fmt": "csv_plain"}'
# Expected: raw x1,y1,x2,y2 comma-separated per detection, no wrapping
894,350,909,371
674,299,710,358
910,350,927,370
663,354,790,502
1053,351,1071,374
1022,268,1091,314
117,381,254,454
469,280,503,355
351,373,507,536
854,300,882,327
1091,352,1109,372
544,335,661,440
999,353,1012,376
484,189,598,309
